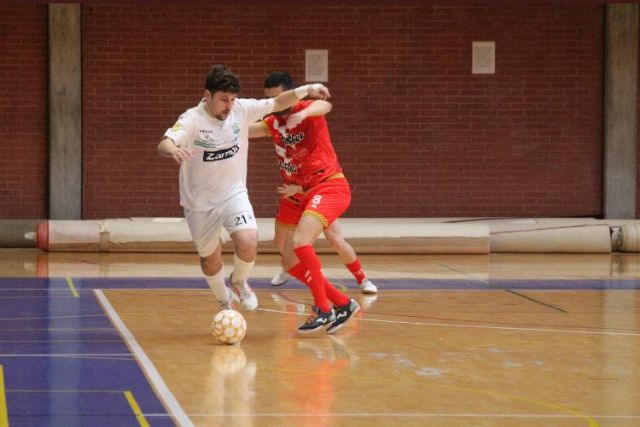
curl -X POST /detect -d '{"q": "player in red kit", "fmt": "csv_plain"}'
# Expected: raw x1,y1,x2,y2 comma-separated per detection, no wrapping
249,72,361,333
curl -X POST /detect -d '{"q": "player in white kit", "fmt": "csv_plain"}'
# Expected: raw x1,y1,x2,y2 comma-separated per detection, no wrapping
158,64,329,311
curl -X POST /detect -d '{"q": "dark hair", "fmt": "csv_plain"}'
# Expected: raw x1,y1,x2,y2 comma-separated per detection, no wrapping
264,71,294,90
205,64,241,93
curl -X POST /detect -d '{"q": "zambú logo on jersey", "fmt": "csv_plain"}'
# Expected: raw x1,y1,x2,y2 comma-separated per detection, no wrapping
203,145,240,162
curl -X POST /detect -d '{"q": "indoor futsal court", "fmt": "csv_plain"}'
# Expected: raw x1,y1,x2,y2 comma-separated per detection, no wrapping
0,250,638,426
3,2,640,427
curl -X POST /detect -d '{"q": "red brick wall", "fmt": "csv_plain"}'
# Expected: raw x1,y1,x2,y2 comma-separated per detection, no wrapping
0,6,48,219
80,4,603,218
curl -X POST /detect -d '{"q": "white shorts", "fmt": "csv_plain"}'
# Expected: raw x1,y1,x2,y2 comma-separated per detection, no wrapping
184,191,258,258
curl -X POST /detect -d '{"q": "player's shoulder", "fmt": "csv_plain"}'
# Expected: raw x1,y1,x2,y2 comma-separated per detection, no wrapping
181,102,205,120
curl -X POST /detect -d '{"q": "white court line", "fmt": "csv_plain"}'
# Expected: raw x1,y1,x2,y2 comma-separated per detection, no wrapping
94,290,194,427
0,353,131,357
257,307,640,337
144,412,640,419
0,314,106,321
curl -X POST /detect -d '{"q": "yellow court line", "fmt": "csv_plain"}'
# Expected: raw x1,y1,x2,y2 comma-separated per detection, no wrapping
0,365,8,427
65,277,80,298
124,390,150,427
432,382,599,427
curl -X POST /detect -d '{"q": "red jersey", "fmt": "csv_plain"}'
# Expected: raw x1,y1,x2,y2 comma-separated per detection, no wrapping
262,100,343,189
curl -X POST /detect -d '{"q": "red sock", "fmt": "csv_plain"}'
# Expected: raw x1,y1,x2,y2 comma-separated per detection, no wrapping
346,258,366,284
289,262,349,307
323,277,350,307
293,245,331,312
287,262,308,284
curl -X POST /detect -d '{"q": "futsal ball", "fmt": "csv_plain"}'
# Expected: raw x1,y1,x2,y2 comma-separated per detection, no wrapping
212,309,247,345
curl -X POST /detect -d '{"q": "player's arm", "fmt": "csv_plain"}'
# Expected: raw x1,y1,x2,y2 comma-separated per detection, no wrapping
285,100,332,130
157,137,193,164
248,121,271,139
277,184,304,198
272,83,331,114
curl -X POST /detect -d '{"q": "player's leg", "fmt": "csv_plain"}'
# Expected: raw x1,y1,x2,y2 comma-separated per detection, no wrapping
292,181,359,333
270,221,293,286
323,220,377,294
222,193,259,311
291,214,337,332
184,208,233,311
271,198,299,286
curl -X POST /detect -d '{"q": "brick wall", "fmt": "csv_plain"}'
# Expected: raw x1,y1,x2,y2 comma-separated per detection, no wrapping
4,4,605,219
0,5,48,219
81,4,604,219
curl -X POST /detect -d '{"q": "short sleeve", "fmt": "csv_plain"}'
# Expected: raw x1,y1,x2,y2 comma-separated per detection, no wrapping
238,98,275,125
164,112,195,147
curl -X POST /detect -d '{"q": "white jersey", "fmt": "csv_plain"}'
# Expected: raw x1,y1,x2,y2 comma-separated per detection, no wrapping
164,97,275,211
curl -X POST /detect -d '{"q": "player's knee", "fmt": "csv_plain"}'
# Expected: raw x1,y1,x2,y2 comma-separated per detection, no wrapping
200,256,222,276
234,238,257,260
291,233,311,249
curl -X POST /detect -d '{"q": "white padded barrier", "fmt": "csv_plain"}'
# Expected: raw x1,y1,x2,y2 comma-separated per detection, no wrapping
33,217,640,254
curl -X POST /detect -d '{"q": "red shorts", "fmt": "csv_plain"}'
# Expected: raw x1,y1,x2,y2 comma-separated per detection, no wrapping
275,178,351,229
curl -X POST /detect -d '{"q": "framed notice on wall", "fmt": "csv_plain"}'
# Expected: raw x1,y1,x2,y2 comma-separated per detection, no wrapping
472,41,495,74
305,49,328,82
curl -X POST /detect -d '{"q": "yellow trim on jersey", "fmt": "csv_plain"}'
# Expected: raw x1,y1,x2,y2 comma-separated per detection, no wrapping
302,210,329,228
275,219,297,229
324,172,345,182
260,120,277,138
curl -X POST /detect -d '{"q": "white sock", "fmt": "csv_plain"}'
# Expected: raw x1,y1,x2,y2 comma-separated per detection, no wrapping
205,268,228,302
231,254,255,286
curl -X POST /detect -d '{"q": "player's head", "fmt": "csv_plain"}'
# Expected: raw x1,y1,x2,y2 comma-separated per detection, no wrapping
264,71,294,97
203,64,240,120
264,71,294,115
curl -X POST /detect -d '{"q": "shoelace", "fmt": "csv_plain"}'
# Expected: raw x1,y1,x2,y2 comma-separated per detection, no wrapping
233,282,250,298
305,311,320,324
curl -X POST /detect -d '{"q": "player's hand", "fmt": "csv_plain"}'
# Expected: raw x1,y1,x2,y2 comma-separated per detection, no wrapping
171,146,194,164
277,184,303,198
285,112,306,130
307,83,330,100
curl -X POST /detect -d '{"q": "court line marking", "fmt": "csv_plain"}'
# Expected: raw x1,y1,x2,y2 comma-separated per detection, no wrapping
435,262,569,313
502,288,568,313
0,340,122,343
0,366,8,427
0,314,106,321
429,382,598,427
143,413,638,419
257,307,640,337
124,390,150,427
0,354,134,362
8,389,126,393
94,290,194,427
66,277,80,298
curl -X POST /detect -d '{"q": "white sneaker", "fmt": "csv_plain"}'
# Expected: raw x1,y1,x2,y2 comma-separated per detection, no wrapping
218,287,234,311
231,280,258,311
270,271,292,286
360,279,378,295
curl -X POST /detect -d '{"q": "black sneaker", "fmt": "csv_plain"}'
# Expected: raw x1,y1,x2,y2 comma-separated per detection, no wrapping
297,306,336,334
326,299,361,334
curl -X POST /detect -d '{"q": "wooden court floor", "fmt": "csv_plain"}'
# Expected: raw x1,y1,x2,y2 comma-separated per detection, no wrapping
0,249,639,426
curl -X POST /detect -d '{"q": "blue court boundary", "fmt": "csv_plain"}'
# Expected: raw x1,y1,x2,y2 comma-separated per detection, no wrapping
2,277,640,291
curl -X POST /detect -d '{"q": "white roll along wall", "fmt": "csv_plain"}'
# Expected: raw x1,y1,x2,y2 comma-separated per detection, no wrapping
18,217,640,254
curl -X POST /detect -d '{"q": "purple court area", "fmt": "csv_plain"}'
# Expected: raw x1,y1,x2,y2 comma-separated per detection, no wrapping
0,279,174,427
60,276,640,290
1,275,639,426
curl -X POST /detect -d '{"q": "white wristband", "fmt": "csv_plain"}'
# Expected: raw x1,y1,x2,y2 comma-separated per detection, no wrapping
294,85,310,98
